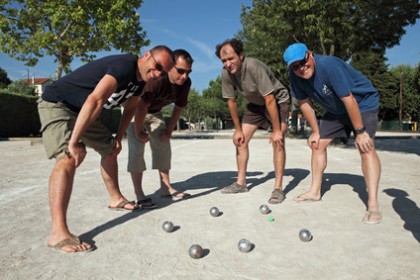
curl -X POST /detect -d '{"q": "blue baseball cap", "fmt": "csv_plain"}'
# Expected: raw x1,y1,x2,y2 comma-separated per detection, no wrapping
283,43,308,67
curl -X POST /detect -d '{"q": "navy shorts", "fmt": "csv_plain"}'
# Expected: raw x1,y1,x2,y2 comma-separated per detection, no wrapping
319,109,378,139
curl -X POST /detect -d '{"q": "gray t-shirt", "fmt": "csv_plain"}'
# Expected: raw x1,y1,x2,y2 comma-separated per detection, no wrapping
221,57,289,106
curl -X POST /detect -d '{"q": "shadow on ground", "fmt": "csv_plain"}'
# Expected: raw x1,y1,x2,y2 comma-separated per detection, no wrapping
383,188,420,243
321,173,368,207
79,168,310,245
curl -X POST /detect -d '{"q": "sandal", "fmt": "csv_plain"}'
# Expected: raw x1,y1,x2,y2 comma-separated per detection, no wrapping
136,198,157,209
268,188,286,204
221,182,248,194
108,200,141,212
362,210,382,224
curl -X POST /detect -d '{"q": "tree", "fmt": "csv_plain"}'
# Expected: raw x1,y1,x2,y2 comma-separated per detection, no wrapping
0,66,12,88
0,0,149,79
390,65,420,121
183,88,202,129
351,51,399,120
240,0,420,62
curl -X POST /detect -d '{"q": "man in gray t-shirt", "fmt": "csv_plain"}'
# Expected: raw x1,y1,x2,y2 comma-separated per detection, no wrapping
215,38,289,204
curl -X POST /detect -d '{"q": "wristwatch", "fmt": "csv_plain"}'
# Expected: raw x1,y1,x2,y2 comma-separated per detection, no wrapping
354,126,366,136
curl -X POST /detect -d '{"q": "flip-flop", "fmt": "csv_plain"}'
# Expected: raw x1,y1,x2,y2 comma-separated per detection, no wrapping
293,194,321,203
48,237,94,252
161,191,191,199
362,211,382,224
136,198,157,209
108,200,142,212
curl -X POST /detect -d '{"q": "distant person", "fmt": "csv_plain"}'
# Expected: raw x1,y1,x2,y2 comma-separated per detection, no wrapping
283,42,381,224
38,46,174,252
215,38,290,204
127,49,193,208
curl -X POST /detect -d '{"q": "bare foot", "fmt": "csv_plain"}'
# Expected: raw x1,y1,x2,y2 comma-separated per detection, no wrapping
293,192,321,202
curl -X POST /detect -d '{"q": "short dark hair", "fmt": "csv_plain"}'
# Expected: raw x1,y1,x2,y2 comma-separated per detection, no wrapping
151,45,175,63
173,49,194,66
215,38,244,58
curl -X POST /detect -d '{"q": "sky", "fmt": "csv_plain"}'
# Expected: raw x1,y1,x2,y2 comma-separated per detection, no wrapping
1,0,419,93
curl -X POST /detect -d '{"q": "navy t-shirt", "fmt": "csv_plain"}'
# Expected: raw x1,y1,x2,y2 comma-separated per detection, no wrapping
42,54,144,111
289,54,379,117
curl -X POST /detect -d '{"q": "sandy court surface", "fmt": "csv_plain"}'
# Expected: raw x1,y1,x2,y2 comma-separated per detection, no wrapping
0,132,419,279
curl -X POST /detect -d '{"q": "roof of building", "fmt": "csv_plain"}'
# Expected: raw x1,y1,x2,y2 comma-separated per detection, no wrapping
22,78,51,85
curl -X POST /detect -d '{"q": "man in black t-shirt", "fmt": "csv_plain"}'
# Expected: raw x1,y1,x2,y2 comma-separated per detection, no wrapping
38,45,174,252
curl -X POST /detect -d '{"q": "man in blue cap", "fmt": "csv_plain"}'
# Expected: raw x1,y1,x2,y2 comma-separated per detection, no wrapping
283,43,382,224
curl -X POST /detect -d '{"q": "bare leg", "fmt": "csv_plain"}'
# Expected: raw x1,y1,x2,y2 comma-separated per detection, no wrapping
130,172,146,201
101,154,137,210
273,120,288,190
48,156,91,252
360,144,381,223
294,138,333,201
159,170,189,197
236,123,258,186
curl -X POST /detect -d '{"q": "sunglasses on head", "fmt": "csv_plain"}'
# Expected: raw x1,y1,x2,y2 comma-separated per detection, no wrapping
291,52,309,72
150,51,163,71
174,65,192,75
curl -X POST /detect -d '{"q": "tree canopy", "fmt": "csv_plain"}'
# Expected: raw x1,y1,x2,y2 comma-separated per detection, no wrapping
238,0,420,79
0,0,149,79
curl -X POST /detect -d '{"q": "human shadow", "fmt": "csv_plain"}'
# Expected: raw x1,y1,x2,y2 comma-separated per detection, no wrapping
245,168,310,195
320,173,368,207
79,169,309,243
383,188,420,243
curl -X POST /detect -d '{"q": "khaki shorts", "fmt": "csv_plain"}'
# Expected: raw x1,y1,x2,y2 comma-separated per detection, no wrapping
37,99,115,160
127,112,171,172
242,102,289,130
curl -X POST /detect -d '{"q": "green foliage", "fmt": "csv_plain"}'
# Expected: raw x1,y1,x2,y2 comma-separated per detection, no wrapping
184,88,202,124
351,51,400,120
239,0,419,62
0,66,12,88
236,0,420,124
0,93,40,137
0,0,149,79
389,65,420,121
3,80,36,96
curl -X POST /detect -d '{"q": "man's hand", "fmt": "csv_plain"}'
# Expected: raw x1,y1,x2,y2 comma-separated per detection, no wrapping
307,132,320,150
109,138,122,158
67,142,87,167
355,132,374,153
269,130,284,150
233,129,245,147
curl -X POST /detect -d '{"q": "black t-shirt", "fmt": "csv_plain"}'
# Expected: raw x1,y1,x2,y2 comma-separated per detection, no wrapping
42,54,144,111
141,74,191,113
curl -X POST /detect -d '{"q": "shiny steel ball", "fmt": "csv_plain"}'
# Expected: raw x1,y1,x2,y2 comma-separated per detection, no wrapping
259,204,271,215
299,228,313,242
162,221,174,233
209,207,220,217
238,239,252,253
188,244,203,259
